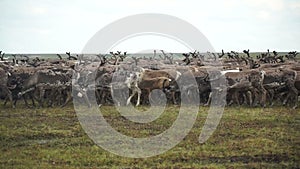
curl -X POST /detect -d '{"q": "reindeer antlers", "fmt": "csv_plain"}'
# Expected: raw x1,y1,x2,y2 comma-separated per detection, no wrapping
66,52,77,60
0,51,5,61
218,49,225,58
243,49,250,58
57,54,63,60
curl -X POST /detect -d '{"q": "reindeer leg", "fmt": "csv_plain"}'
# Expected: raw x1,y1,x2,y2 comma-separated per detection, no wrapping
204,92,212,106
288,85,298,109
149,89,155,104
38,88,45,108
22,94,30,108
253,89,260,107
8,90,14,108
269,89,274,107
283,88,293,107
247,91,252,107
82,91,91,108
99,90,104,105
234,91,240,107
242,93,247,106
136,88,141,106
260,88,267,108
293,91,298,109
61,90,72,107
2,88,13,108
30,94,36,107
126,89,136,106
171,91,177,105
227,94,234,106
95,89,101,105
13,98,17,108
10,94,15,109
3,97,8,106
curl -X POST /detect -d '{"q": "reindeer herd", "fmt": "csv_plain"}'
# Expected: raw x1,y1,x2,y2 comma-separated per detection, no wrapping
0,50,299,109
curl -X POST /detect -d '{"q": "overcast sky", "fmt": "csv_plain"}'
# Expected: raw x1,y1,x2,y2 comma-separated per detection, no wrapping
0,0,299,53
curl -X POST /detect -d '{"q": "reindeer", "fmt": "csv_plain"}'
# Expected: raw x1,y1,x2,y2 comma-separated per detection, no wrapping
0,66,14,108
285,51,298,61
262,68,298,109
125,70,172,106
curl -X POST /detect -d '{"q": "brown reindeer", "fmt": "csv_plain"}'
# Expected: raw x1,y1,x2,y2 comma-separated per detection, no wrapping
125,70,172,106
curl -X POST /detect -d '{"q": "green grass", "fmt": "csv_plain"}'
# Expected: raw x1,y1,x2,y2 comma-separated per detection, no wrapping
0,104,299,168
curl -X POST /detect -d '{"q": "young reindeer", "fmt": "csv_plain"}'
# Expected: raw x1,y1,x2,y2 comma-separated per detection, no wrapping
125,69,172,106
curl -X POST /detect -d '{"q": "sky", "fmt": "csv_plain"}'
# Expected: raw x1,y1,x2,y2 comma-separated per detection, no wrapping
0,0,300,53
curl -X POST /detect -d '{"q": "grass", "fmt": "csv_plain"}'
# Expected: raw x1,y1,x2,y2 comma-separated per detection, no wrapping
0,103,299,168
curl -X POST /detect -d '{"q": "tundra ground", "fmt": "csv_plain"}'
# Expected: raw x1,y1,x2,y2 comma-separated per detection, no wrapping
0,104,299,168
